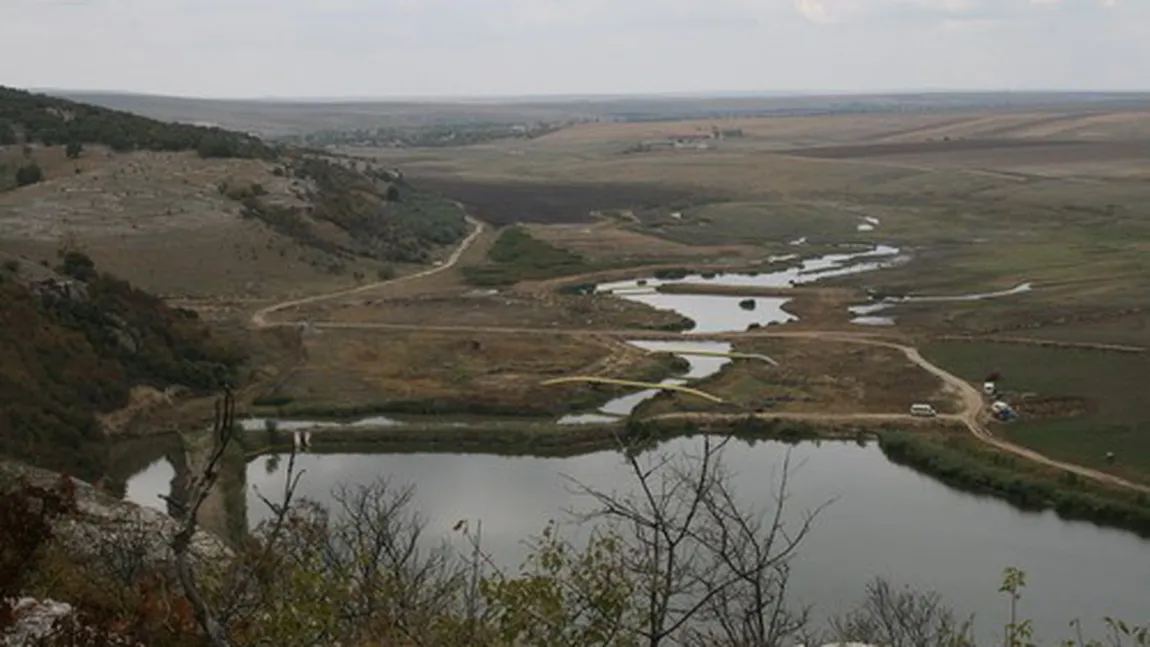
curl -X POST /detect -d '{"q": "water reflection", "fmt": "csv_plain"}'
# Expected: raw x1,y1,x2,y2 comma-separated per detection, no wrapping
228,439,1150,644
598,245,904,334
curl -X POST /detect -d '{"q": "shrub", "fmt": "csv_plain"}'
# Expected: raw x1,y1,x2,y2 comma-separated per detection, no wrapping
15,163,42,187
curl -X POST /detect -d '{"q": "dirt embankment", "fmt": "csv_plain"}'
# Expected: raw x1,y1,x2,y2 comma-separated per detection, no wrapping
937,334,1146,354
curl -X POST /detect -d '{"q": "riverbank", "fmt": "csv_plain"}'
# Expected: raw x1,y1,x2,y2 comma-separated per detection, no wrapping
237,415,872,461
877,430,1150,537
232,415,1150,537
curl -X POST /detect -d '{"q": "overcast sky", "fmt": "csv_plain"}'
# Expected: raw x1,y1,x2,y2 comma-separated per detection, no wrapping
2,0,1147,98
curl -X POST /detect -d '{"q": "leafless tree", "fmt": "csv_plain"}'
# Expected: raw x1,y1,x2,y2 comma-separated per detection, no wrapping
168,390,239,647
830,578,974,647
570,433,825,647
168,390,304,647
322,478,466,645
687,451,825,647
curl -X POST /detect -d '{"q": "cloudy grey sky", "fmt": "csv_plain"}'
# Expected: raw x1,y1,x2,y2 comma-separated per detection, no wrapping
2,0,1146,98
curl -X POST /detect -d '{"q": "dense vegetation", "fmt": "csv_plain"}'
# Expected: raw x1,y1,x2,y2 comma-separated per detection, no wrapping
282,121,562,148
0,253,242,477
463,226,592,286
0,85,275,158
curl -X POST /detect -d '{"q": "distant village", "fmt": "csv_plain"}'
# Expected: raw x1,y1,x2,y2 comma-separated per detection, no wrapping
627,125,746,153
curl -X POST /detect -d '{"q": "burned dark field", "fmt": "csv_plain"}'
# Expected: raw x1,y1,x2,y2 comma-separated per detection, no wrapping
410,175,728,225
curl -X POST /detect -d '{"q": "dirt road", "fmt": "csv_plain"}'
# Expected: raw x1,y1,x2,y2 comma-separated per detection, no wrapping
250,215,484,328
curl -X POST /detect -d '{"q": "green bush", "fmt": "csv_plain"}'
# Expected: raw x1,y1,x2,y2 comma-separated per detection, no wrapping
14,163,42,187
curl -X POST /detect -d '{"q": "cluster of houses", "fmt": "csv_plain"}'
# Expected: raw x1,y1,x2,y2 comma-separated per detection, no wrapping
634,126,746,152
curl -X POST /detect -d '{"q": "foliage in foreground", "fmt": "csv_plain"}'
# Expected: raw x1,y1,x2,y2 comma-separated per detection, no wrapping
3,411,1148,646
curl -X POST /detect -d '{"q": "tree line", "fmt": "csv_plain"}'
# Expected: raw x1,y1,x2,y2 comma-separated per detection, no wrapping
0,86,276,159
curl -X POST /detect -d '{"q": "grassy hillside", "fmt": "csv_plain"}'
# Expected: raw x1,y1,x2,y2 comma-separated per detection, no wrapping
0,85,274,158
0,252,242,477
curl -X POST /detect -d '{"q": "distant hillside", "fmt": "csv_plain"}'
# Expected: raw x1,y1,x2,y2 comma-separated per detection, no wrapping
0,252,242,477
0,87,469,296
0,85,274,158
47,89,1150,137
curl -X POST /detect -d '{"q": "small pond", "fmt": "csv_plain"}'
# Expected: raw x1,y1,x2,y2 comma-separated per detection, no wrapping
597,245,904,334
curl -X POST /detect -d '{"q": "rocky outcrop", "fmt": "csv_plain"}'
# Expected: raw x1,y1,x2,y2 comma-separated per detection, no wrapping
3,598,76,646
0,460,231,575
2,598,143,646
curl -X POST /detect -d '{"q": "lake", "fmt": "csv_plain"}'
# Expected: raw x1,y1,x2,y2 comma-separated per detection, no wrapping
126,438,1150,643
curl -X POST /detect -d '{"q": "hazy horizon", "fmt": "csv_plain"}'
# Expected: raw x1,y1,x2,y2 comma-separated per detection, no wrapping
37,87,1150,104
4,0,1149,99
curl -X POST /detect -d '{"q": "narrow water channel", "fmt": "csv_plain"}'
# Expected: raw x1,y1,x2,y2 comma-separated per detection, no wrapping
850,283,1034,326
559,340,733,424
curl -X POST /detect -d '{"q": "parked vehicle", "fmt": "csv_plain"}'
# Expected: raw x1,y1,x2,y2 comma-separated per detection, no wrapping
991,400,1017,421
910,403,937,417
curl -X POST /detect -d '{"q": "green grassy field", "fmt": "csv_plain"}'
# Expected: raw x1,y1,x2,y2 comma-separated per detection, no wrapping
922,341,1150,483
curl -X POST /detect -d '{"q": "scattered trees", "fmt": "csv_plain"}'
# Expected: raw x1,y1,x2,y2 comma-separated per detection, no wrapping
65,141,83,159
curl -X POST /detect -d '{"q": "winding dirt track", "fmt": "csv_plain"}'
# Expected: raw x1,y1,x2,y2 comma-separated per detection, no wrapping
249,222,1149,495
250,215,485,328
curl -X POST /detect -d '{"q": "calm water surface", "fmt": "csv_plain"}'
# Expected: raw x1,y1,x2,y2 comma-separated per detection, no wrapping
598,245,904,333
201,439,1150,643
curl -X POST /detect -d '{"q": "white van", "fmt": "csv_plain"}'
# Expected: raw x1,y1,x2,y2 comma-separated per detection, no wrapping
910,403,937,418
